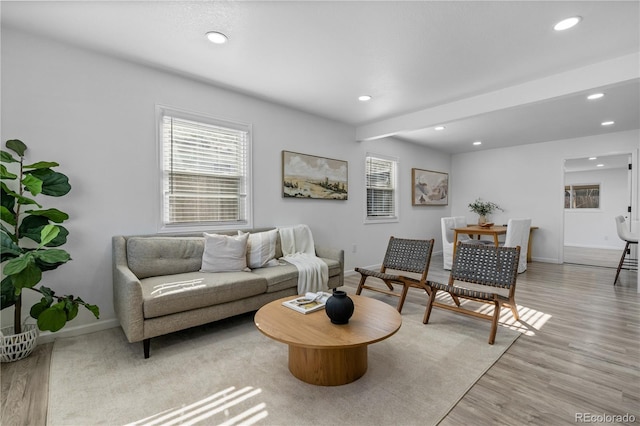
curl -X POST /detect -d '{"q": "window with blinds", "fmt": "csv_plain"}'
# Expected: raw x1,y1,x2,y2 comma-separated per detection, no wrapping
160,109,251,228
365,154,398,221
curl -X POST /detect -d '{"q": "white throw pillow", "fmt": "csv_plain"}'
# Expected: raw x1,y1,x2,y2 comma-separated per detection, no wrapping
239,229,279,269
200,232,250,272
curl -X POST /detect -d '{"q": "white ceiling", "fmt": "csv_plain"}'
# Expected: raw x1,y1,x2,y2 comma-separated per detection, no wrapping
2,1,639,154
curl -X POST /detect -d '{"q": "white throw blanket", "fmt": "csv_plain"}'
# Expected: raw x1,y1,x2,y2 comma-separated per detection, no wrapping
278,224,329,294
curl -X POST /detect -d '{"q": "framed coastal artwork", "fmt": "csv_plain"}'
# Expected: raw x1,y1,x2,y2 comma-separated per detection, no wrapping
411,168,448,206
282,151,348,200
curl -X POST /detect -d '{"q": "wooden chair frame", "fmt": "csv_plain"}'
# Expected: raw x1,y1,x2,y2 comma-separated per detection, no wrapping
423,242,521,344
355,236,434,312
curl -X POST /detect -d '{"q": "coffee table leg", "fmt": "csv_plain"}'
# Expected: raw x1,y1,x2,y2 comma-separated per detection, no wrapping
288,345,368,386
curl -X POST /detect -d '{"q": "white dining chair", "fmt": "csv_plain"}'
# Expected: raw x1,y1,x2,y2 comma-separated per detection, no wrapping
614,215,638,285
441,216,490,270
502,218,532,273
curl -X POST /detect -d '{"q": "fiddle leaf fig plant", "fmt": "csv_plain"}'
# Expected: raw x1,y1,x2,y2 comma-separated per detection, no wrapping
1,139,99,335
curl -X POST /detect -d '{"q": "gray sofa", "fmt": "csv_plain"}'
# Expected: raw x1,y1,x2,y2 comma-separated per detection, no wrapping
112,228,344,358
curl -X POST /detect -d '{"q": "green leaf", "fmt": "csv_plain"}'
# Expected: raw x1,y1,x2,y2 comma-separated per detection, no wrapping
30,298,52,319
0,205,16,226
85,304,100,319
8,259,42,289
38,285,55,300
5,139,27,157
0,186,16,212
0,150,18,163
65,302,79,321
1,276,18,309
25,169,71,197
3,254,32,275
0,231,21,262
22,173,43,196
18,215,49,243
39,224,60,247
32,248,71,265
0,164,17,179
18,216,69,247
0,182,41,207
24,161,59,170
36,303,67,332
24,208,69,223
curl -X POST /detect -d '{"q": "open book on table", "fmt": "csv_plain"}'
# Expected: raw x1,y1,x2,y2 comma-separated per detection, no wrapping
282,291,332,314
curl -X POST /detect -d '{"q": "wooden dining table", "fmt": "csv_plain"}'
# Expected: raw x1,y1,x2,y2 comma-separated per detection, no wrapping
452,225,537,262
453,225,507,250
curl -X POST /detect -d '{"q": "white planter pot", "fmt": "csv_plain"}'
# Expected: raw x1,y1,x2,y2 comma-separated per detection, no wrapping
0,324,39,363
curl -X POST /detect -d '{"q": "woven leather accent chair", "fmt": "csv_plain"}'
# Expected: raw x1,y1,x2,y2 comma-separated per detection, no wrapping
424,242,520,344
355,237,434,313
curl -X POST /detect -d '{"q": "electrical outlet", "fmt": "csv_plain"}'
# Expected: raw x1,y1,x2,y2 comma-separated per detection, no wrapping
352,244,357,253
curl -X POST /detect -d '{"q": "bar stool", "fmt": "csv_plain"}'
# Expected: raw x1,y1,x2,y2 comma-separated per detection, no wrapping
614,215,638,285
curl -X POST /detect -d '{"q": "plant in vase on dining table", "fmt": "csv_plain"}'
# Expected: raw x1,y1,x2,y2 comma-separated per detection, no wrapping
468,198,503,225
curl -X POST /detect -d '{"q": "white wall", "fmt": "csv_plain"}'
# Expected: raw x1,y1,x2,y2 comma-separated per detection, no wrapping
564,167,629,249
451,130,639,263
1,28,451,335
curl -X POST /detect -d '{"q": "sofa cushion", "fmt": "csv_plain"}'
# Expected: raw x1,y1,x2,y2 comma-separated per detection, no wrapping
240,229,279,269
251,257,342,293
250,262,298,293
127,237,204,279
140,271,267,318
200,232,250,273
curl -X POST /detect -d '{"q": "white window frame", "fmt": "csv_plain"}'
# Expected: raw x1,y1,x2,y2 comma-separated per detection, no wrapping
156,105,253,232
364,152,399,224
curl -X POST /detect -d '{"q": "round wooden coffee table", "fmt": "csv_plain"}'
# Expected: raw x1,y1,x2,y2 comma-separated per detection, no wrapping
254,294,402,386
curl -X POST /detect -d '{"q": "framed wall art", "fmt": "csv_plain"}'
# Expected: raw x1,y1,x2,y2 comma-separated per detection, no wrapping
412,168,448,206
282,151,348,200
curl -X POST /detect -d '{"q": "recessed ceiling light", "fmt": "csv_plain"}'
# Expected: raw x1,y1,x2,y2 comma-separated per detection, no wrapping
587,93,604,100
358,95,372,102
473,141,482,146
596,164,604,167
206,31,228,44
601,121,615,126
434,126,445,131
588,157,597,160
554,16,582,31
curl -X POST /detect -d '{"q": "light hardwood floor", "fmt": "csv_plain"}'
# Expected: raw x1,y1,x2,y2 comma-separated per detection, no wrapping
563,245,625,268
1,257,638,425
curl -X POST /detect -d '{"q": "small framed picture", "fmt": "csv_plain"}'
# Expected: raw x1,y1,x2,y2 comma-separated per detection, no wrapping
412,168,448,206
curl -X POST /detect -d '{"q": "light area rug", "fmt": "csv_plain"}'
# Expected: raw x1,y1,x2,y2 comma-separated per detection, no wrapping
47,295,519,426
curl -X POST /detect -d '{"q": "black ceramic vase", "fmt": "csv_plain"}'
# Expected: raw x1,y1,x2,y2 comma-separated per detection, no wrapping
325,290,354,324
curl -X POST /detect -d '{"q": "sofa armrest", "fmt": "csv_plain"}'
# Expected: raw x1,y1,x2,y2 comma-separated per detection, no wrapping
315,245,345,287
112,236,145,343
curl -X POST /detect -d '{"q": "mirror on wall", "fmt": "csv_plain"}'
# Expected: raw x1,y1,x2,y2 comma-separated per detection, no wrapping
563,153,632,267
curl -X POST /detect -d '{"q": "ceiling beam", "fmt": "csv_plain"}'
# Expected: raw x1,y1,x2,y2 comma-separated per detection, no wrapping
356,53,640,142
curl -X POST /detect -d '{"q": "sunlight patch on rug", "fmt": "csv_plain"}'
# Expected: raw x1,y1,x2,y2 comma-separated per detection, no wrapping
126,386,267,426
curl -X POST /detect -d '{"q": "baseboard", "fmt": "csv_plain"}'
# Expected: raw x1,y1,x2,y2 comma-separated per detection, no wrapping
345,264,382,278
36,318,120,344
564,243,624,251
532,256,561,264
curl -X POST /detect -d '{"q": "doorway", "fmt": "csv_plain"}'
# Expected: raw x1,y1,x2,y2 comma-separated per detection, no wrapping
563,153,632,267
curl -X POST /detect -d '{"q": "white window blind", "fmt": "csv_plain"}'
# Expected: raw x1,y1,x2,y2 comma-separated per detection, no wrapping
161,112,249,227
366,154,397,220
